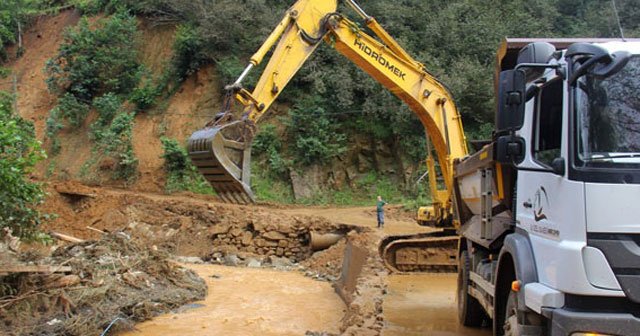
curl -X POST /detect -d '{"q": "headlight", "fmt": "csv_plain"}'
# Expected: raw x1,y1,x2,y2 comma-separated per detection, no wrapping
571,333,617,336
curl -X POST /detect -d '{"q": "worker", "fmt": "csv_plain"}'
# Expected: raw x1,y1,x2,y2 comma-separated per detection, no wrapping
376,195,387,228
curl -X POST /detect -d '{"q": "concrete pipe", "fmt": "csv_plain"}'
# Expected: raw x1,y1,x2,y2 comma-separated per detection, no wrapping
309,231,344,251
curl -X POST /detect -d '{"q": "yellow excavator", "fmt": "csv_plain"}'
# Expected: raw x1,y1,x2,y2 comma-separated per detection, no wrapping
188,0,468,272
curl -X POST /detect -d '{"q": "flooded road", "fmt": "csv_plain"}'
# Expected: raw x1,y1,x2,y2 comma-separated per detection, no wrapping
120,264,345,336
384,274,491,336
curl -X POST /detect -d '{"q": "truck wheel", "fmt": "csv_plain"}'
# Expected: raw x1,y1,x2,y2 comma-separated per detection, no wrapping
457,250,485,327
503,290,519,336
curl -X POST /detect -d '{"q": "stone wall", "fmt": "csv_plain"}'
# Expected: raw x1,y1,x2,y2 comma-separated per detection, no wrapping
210,221,310,262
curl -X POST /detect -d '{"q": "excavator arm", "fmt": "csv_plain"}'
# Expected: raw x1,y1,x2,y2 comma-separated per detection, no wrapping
188,0,468,234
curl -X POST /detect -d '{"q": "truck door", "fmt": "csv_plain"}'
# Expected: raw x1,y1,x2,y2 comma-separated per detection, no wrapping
515,77,587,291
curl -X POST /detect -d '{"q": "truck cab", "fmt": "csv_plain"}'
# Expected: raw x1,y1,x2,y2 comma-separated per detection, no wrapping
458,39,640,336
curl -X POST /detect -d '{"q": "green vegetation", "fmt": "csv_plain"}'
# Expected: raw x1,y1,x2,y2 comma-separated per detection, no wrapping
171,24,207,82
160,137,214,195
0,91,46,239
43,12,142,183
2,0,639,205
45,12,141,102
284,97,346,166
97,111,138,181
0,0,42,60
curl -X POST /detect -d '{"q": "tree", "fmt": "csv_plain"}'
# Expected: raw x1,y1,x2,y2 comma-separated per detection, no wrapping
0,0,40,59
0,91,46,239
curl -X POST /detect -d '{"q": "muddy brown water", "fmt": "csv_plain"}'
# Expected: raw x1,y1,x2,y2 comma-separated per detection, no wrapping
119,264,345,336
384,273,491,336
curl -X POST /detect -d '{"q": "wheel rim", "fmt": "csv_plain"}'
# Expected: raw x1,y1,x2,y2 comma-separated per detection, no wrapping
503,292,519,336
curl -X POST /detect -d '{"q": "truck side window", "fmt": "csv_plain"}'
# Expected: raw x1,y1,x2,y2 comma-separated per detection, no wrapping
534,79,563,167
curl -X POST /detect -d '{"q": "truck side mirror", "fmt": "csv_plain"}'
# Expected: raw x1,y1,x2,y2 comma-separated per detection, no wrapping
551,157,565,176
496,135,525,165
496,69,526,135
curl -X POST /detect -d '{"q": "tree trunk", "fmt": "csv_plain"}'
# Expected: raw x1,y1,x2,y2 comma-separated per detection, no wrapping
17,20,22,50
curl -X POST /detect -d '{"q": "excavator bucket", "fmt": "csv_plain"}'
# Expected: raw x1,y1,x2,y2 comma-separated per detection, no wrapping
188,121,255,204
379,229,459,273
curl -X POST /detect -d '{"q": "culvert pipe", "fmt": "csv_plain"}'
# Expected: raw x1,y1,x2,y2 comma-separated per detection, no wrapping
309,232,344,251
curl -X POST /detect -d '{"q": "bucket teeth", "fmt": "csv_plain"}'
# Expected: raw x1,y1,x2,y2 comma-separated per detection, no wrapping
188,125,256,204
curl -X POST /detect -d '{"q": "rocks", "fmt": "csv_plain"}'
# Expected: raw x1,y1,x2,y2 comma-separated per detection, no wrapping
268,256,293,269
175,256,204,264
263,231,286,241
208,225,230,236
241,231,253,246
211,224,310,263
224,254,240,266
247,258,262,268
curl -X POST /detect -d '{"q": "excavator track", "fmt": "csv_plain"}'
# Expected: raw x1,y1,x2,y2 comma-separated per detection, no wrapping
188,122,255,204
379,229,459,273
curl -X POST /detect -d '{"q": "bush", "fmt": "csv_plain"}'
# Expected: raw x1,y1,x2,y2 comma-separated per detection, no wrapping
284,97,346,166
51,93,90,128
252,124,289,177
45,12,141,102
0,91,46,239
129,76,161,111
172,24,207,82
98,112,138,181
160,137,189,174
91,93,122,140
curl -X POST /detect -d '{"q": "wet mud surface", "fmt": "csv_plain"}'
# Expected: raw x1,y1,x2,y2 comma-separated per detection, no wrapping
119,264,345,336
384,274,491,336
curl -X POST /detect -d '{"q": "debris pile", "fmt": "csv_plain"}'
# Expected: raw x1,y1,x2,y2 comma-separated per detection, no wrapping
0,234,206,336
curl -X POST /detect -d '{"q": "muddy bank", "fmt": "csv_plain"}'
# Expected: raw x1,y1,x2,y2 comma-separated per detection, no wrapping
41,181,351,262
0,234,206,336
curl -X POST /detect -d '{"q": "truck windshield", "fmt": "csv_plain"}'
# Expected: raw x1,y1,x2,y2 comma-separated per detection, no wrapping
575,55,640,168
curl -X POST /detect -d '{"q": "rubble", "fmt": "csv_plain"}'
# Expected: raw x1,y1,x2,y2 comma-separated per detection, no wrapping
0,234,206,336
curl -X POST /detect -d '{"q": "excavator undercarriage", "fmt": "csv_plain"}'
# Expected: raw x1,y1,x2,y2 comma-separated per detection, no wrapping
379,230,458,273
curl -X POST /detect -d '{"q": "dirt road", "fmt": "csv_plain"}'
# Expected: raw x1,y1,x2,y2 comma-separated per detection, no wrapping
278,205,435,236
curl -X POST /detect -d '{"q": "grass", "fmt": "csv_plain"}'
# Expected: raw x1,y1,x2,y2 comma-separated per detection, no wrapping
165,170,216,195
251,169,433,210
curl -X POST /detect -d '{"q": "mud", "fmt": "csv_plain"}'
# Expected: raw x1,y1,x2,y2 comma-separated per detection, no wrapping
119,264,345,336
384,274,491,336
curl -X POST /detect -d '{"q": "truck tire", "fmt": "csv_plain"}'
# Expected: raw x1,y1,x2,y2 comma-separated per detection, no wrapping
457,250,485,327
499,287,545,336
503,290,519,336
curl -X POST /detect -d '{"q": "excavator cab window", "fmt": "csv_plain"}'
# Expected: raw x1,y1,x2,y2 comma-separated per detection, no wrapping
533,79,564,167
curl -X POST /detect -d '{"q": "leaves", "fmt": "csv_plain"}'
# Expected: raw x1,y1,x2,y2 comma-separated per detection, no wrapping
0,91,45,239
45,12,141,102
